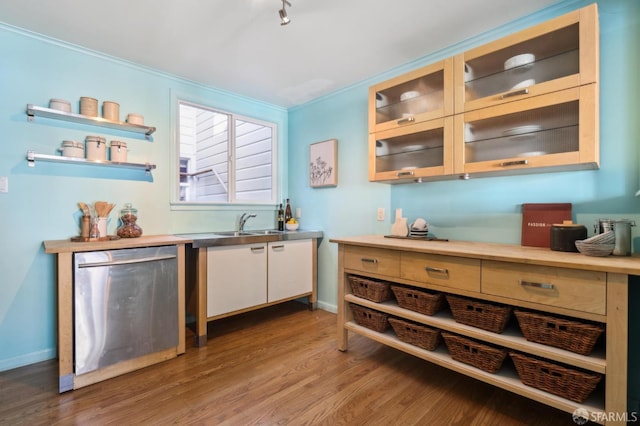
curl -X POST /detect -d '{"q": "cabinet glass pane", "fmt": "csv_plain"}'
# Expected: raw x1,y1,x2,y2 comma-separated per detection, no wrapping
465,101,578,163
465,24,579,101
375,71,444,125
376,128,444,172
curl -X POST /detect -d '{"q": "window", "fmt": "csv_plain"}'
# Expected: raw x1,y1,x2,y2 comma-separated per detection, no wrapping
177,101,276,204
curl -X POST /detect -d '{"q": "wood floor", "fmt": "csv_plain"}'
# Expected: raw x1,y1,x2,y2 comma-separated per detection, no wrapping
0,302,580,425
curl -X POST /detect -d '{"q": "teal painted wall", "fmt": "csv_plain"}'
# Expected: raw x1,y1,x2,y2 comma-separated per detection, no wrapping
2,1,640,410
0,25,287,370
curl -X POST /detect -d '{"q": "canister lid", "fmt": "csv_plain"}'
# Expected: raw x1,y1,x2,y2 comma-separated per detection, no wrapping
61,140,83,148
103,101,119,106
110,140,127,148
85,135,106,142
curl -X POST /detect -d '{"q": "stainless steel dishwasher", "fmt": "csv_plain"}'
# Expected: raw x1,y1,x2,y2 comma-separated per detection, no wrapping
74,245,178,375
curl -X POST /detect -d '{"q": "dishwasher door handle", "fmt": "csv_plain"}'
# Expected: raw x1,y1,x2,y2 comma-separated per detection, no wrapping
77,254,177,268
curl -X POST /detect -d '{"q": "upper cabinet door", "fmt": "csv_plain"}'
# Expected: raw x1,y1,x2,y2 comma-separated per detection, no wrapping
369,59,454,134
453,85,598,177
454,4,598,113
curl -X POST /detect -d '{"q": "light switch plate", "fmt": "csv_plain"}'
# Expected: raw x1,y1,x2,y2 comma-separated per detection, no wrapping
0,176,7,193
377,208,385,221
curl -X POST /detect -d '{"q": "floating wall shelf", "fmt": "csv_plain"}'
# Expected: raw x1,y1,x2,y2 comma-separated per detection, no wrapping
26,104,156,139
26,151,156,174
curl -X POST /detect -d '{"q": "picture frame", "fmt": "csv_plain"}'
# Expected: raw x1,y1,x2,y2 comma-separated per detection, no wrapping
309,139,337,188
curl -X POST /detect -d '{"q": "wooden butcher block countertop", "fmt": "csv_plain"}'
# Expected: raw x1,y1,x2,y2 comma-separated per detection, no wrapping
329,235,640,276
44,234,192,253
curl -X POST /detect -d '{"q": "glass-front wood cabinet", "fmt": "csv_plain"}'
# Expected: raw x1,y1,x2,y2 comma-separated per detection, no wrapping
367,3,598,183
454,4,598,113
369,59,453,134
369,117,453,183
454,85,598,176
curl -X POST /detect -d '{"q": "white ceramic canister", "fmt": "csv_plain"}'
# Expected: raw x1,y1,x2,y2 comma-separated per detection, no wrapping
102,101,120,122
85,135,107,161
59,140,84,158
110,140,127,162
49,98,72,113
80,97,98,117
126,113,144,125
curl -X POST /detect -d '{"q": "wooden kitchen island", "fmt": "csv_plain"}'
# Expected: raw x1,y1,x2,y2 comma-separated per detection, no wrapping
44,235,190,393
331,235,640,425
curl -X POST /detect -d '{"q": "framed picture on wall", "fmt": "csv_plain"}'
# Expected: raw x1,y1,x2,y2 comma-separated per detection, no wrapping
309,139,337,188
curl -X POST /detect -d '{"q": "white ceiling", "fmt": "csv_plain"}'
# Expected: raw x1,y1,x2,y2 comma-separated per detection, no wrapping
0,0,560,108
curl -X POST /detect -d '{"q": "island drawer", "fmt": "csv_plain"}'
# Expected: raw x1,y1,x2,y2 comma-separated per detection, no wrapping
481,260,606,315
400,252,481,292
344,246,400,277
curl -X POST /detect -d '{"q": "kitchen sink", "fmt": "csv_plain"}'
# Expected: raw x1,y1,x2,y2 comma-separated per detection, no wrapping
177,229,321,248
214,231,256,237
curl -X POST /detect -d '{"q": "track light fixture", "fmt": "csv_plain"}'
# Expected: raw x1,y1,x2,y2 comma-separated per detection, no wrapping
279,0,291,26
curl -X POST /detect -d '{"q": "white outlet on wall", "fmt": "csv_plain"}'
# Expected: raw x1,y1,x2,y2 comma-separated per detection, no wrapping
0,176,7,193
295,207,301,218
377,207,385,221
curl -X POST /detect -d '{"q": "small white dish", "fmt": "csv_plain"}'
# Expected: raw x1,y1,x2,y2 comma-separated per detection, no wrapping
510,79,536,90
503,125,541,136
400,91,420,102
518,151,547,157
504,53,535,70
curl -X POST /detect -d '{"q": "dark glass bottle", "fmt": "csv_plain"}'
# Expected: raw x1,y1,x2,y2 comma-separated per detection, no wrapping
277,204,285,231
284,198,292,223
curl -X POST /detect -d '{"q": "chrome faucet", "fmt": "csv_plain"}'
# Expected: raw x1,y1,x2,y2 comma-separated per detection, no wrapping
239,213,256,232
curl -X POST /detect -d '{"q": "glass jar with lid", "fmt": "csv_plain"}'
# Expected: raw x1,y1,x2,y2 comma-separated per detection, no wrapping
116,203,143,238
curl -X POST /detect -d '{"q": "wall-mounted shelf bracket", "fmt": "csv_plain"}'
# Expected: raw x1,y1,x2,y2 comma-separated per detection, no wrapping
27,151,156,175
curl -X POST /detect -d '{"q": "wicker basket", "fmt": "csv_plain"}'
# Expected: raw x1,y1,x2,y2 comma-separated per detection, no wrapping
441,332,507,373
446,294,512,333
514,310,604,355
348,275,392,302
350,303,389,332
510,352,602,403
391,285,444,316
389,317,441,351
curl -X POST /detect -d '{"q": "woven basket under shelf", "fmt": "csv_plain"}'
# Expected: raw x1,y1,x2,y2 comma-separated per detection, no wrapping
514,310,604,355
348,275,392,302
350,303,389,332
446,294,512,333
391,285,444,316
441,332,507,373
388,317,441,351
510,352,602,403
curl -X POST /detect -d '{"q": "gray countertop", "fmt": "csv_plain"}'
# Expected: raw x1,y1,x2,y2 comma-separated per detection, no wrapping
177,229,323,248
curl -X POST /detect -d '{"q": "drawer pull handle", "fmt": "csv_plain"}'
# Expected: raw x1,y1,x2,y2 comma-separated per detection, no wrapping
361,257,378,264
270,245,285,250
500,159,528,167
425,266,449,278
520,280,555,290
396,170,415,177
397,116,415,125
251,246,266,252
500,88,529,99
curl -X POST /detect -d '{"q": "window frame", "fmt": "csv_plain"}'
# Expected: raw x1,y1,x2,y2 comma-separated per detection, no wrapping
173,99,278,207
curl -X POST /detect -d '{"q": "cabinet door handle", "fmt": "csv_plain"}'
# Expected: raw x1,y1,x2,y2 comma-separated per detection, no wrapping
397,116,415,125
500,88,529,99
251,246,266,252
520,280,555,290
500,160,528,167
396,170,415,177
425,266,449,278
270,245,285,250
360,257,378,264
